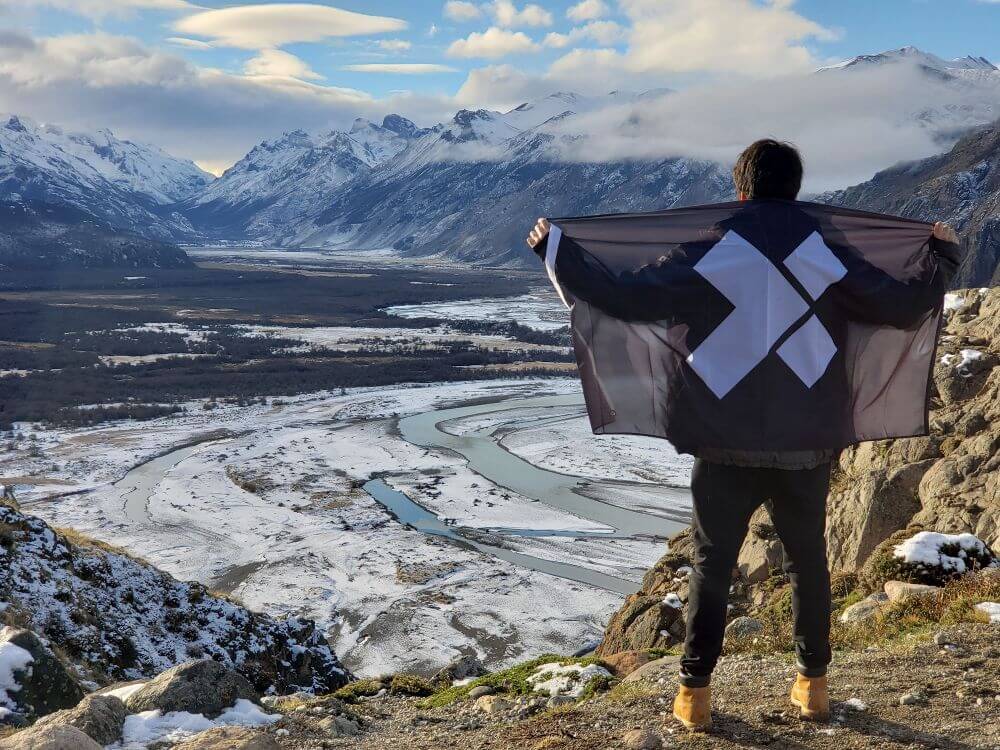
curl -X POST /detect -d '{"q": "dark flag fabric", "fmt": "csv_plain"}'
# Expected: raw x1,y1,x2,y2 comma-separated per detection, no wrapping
540,199,959,456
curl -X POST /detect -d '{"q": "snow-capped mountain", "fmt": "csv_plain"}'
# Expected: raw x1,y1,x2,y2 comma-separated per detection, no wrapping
0,114,208,241
182,115,427,239
819,46,999,80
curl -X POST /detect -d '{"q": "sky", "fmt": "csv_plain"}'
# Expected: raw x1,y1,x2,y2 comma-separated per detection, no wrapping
1,0,999,176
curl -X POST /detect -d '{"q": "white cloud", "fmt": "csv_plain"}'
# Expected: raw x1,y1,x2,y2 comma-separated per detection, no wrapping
617,0,838,76
378,39,412,52
173,4,407,50
244,49,322,80
543,21,625,48
489,0,553,28
443,1,482,22
447,27,538,59
343,63,459,74
0,30,455,169
165,37,213,50
567,0,609,22
2,0,194,18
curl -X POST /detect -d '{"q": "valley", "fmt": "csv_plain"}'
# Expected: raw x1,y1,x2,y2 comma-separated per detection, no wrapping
0,252,693,678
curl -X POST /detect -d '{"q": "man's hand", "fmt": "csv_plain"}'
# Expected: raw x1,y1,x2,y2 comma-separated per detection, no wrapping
933,222,958,245
527,217,550,250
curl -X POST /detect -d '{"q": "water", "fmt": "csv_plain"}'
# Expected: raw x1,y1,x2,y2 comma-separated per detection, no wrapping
362,478,638,595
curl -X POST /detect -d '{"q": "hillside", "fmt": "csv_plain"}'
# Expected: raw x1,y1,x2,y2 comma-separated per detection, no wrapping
0,502,349,698
822,122,1000,286
0,201,193,271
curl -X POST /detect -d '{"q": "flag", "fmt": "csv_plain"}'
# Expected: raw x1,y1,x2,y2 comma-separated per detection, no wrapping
540,199,957,455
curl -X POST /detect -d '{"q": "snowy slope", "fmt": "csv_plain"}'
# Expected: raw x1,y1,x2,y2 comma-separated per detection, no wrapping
183,115,426,239
0,114,207,242
818,46,999,80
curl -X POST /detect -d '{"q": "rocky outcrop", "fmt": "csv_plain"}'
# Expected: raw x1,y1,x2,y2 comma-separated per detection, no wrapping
827,287,1000,571
31,694,125,745
0,723,101,750
124,660,257,718
0,505,351,695
0,629,83,721
172,727,279,749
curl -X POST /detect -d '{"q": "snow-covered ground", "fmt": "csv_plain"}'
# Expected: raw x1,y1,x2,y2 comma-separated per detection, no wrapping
2,379,692,678
384,290,569,332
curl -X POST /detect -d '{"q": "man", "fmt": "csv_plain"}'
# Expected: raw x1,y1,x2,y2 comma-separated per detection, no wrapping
527,140,959,731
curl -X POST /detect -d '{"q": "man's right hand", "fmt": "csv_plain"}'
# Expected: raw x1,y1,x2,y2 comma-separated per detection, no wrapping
933,222,958,245
527,217,550,250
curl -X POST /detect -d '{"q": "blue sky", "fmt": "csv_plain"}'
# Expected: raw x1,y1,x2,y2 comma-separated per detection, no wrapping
2,0,998,172
12,1,1000,99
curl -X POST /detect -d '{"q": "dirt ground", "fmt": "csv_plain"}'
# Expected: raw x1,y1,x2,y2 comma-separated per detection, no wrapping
274,622,999,750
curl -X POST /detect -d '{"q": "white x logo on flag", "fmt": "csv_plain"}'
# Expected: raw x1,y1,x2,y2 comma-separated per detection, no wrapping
686,231,848,399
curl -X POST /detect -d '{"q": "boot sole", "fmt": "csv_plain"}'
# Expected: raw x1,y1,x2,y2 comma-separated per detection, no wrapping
790,696,831,722
673,711,712,732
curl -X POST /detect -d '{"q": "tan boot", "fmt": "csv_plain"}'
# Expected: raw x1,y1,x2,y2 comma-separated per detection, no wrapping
790,674,830,721
672,685,712,732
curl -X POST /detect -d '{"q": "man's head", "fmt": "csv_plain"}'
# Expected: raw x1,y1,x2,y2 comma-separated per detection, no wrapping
733,139,803,201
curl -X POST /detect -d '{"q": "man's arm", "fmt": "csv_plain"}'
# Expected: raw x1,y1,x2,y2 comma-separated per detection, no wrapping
526,218,703,322
832,222,962,329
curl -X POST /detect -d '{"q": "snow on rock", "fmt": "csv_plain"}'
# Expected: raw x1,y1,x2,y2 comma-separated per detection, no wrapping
526,662,613,698
893,531,996,575
0,505,350,694
940,348,984,374
0,636,33,719
111,699,278,750
842,697,868,711
662,593,683,609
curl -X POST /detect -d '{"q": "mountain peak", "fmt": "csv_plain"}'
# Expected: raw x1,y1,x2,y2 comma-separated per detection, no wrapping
819,46,998,75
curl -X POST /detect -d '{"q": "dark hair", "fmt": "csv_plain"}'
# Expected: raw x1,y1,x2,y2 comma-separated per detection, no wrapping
732,139,803,200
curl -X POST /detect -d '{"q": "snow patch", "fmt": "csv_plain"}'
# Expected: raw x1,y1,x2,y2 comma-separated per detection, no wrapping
893,531,992,574
526,662,613,698
111,699,279,749
940,349,983,375
842,697,867,711
663,593,683,609
104,682,149,701
0,635,34,716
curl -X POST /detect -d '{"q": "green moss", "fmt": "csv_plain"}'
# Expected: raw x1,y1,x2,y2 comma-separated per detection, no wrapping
389,673,433,697
332,678,384,703
419,654,607,709
577,675,614,702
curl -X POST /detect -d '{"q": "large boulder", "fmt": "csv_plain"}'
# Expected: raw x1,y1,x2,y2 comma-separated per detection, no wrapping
596,595,685,656
737,507,784,583
31,694,126,746
172,727,280,750
0,629,84,720
124,660,258,718
0,724,101,750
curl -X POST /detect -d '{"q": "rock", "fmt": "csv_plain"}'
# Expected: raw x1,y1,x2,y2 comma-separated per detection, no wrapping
899,692,925,706
596,595,685,656
172,727,280,750
316,714,361,737
32,694,126,745
547,695,575,708
737,507,785,583
839,598,884,624
124,659,258,718
622,655,682,685
467,685,495,699
884,581,942,601
933,631,953,646
474,695,511,715
0,723,102,750
0,629,84,719
600,651,653,677
622,728,663,749
725,617,764,639
431,654,486,686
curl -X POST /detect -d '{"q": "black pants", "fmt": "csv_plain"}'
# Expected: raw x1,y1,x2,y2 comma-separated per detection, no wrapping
680,459,833,687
